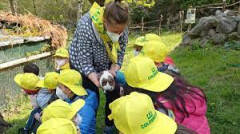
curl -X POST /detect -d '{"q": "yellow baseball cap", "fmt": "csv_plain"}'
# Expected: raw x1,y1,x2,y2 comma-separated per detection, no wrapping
14,73,40,90
124,56,174,92
37,118,77,134
58,69,87,96
108,92,177,134
41,99,85,122
135,36,145,47
37,72,59,90
140,33,168,62
142,40,168,62
145,33,161,41
54,48,69,58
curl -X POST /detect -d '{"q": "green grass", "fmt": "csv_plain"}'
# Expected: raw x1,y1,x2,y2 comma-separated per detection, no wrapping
171,45,240,134
4,32,240,134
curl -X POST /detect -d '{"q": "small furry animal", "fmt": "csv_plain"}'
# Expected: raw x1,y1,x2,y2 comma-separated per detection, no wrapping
99,71,115,93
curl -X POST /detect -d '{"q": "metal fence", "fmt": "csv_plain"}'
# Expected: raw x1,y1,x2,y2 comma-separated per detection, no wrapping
0,39,54,111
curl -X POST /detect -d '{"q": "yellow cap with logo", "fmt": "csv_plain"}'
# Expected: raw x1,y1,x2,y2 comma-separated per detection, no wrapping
135,36,145,47
141,34,168,62
58,69,87,96
142,40,168,62
37,72,59,90
37,118,77,134
108,92,177,134
14,73,40,90
124,56,173,92
54,48,69,58
41,99,85,122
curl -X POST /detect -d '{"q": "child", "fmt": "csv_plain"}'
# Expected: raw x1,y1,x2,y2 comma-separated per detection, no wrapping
109,92,195,134
122,56,210,134
133,36,145,56
120,36,145,74
23,63,40,76
36,72,59,109
116,33,180,86
56,69,98,134
15,72,59,134
141,33,180,75
53,48,70,72
41,99,85,130
37,118,79,134
14,73,41,134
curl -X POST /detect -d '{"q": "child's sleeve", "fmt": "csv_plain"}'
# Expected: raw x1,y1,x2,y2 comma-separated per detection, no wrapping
78,100,96,134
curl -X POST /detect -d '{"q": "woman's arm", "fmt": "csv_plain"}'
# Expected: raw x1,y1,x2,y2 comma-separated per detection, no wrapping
69,16,100,87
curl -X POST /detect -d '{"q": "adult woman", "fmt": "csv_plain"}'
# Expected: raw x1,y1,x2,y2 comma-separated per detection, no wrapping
69,0,128,132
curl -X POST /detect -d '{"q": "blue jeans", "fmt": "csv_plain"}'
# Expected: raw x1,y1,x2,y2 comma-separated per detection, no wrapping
24,107,42,131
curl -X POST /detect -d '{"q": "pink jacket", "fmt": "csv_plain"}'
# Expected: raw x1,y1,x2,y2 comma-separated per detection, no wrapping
158,88,210,134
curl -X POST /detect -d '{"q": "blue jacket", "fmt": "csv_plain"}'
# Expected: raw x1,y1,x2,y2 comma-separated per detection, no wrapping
66,89,98,134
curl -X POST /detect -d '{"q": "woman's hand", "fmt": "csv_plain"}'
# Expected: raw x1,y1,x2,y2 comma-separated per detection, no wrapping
109,64,120,77
88,72,100,88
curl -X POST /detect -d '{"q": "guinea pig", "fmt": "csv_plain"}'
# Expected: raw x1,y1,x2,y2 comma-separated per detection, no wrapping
99,71,115,93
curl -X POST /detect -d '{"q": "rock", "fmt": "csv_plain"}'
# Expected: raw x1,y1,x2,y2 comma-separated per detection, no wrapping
224,10,237,16
211,33,226,44
200,30,209,37
189,16,218,37
238,23,240,35
181,34,192,45
216,16,237,34
228,32,240,40
215,10,224,16
200,38,209,47
234,16,240,22
208,29,216,37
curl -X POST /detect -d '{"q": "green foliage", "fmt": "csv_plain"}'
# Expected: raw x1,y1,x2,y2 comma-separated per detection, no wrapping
1,0,91,29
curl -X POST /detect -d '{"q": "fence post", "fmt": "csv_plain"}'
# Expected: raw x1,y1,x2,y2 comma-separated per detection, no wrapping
158,14,163,35
179,11,183,33
239,2,240,13
223,0,226,11
166,17,170,30
141,17,144,32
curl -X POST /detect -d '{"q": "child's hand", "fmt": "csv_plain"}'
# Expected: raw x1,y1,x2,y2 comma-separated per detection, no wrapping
34,113,41,122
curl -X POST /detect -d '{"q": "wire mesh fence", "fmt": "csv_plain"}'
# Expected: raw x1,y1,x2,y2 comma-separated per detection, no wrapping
0,40,54,112
0,57,54,111
0,41,47,64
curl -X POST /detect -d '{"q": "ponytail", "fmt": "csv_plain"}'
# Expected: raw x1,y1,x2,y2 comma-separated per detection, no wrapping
104,0,129,25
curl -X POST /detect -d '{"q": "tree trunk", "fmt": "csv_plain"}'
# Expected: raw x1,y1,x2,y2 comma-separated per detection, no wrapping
9,0,16,15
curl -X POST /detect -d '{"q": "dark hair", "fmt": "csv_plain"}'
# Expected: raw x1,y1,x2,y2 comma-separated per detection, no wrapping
176,125,197,134
103,0,129,25
23,63,39,75
123,76,207,123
